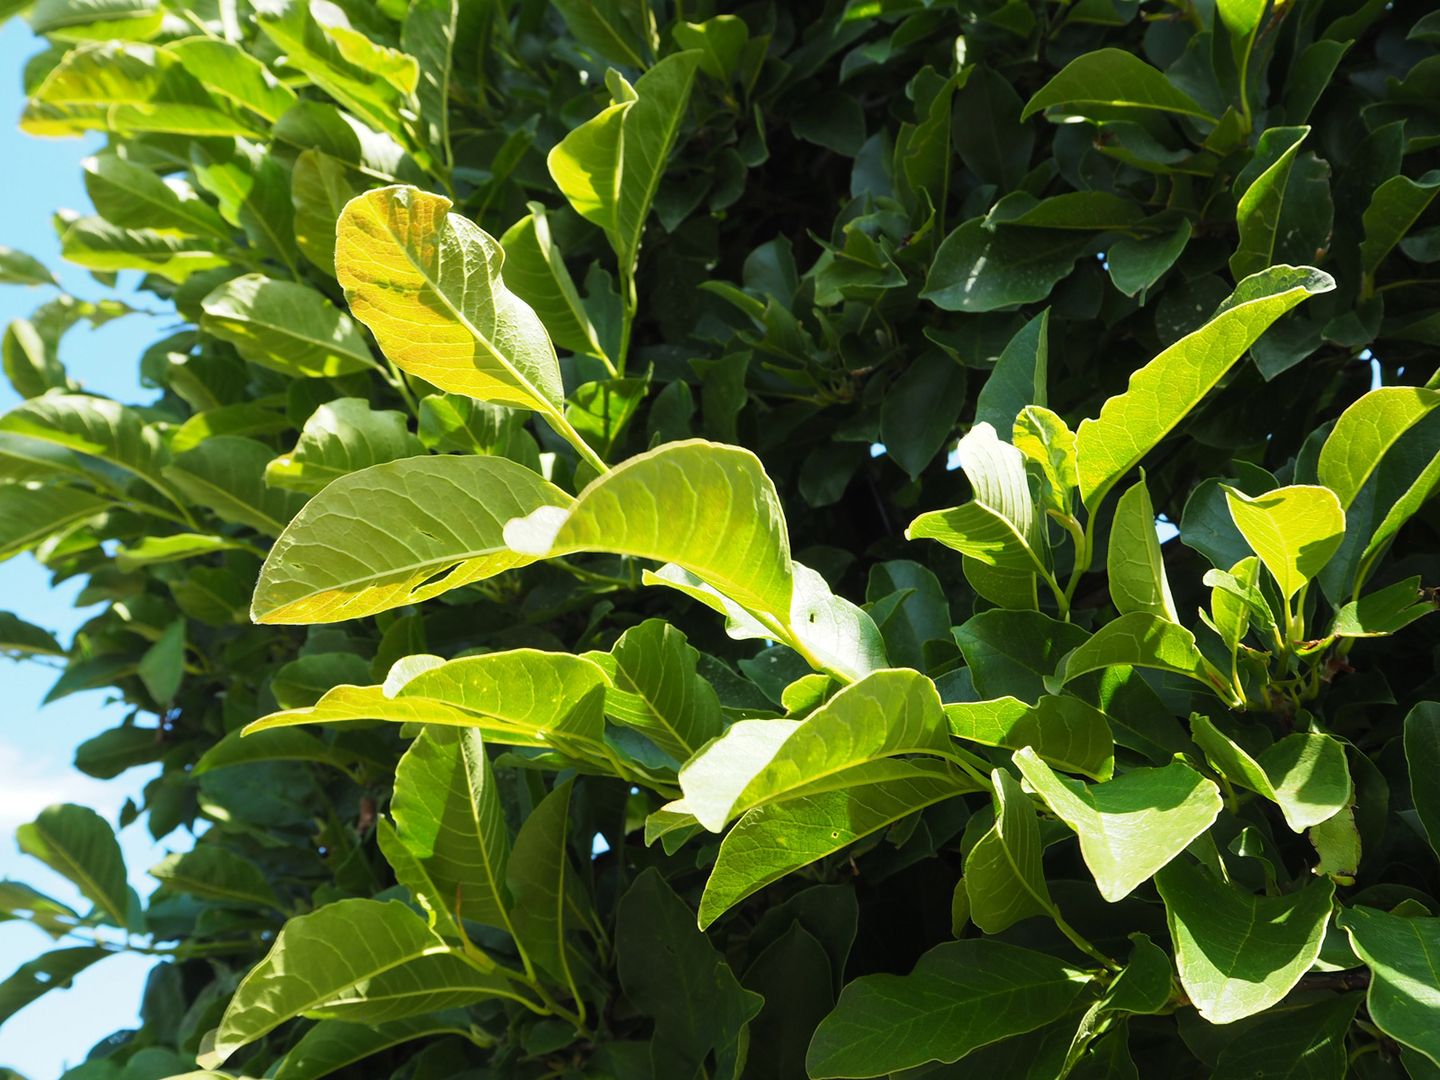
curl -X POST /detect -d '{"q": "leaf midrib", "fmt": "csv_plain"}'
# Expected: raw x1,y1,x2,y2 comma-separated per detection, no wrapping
376,205,562,422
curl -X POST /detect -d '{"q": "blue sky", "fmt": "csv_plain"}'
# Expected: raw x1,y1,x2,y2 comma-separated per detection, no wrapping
0,15,187,1076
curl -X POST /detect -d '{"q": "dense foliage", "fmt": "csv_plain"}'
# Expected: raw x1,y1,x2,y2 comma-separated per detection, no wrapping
2,0,1440,1076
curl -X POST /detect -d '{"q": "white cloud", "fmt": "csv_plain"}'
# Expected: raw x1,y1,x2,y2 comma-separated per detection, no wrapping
0,740,131,831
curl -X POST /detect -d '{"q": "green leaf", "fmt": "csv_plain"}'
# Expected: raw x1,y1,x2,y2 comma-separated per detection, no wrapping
1317,386,1440,509
906,422,1049,585
0,610,62,658
163,436,306,537
265,398,423,495
1333,577,1437,637
0,483,110,561
806,939,1091,1078
601,618,723,763
393,650,612,762
254,0,414,144
965,768,1054,932
403,0,457,171
1014,404,1079,513
1108,474,1177,621
246,681,475,736
60,216,226,281
30,0,161,40
698,759,977,929
198,898,518,1069
194,726,364,776
1223,484,1345,601
335,186,589,452
291,149,362,276
1021,48,1216,122
507,779,582,992
499,203,609,363
252,455,571,624
1047,612,1225,697
922,217,1090,312
974,310,1048,436
114,533,247,571
549,52,700,274
0,245,57,286
1211,995,1360,1080
879,351,968,480
617,870,762,1080
1014,749,1222,902
0,392,173,502
137,617,185,704
201,274,376,379
945,695,1114,781
1339,906,1440,1066
26,41,262,138
1102,933,1175,1015
1190,716,1352,832
1107,220,1192,297
551,0,655,70
673,15,748,81
1404,702,1440,861
190,140,297,269
82,151,229,238
150,846,281,911
1360,169,1440,276
954,609,1090,703
1156,859,1335,1023
679,668,951,832
15,803,129,927
164,37,297,124
740,923,835,1080
565,377,647,459
506,440,884,678
391,727,511,931
1230,126,1309,281
1074,266,1334,510
865,559,950,671
274,1013,487,1080
0,947,110,1026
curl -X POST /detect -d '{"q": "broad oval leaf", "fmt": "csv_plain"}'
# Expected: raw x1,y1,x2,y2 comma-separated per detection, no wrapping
679,668,951,832
965,768,1054,933
252,454,572,624
1014,748,1222,902
15,803,130,928
1230,127,1309,281
805,938,1091,1078
600,618,723,763
1317,386,1440,509
698,759,978,929
1048,612,1227,698
945,695,1114,781
1339,905,1440,1066
504,439,791,625
274,1014,487,1080
198,898,516,1068
1156,859,1334,1024
265,397,424,495
201,274,377,378
1190,716,1352,832
1108,474,1177,621
1021,48,1215,122
1223,484,1345,600
1074,266,1334,510
335,185,566,416
392,727,512,931
163,436,306,537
